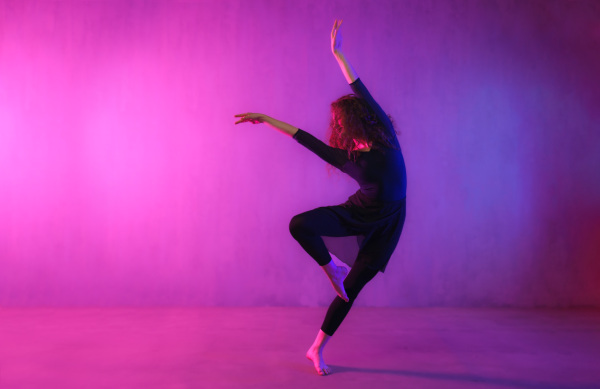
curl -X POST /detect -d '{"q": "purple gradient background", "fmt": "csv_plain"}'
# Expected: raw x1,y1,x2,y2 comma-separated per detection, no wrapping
1,0,599,307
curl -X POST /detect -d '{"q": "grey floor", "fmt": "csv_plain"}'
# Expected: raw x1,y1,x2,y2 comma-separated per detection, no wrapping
0,307,599,389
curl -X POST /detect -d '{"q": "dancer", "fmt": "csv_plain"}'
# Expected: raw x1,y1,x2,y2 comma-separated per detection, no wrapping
234,20,406,376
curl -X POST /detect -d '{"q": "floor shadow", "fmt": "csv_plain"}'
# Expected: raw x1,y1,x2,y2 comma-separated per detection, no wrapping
328,365,598,389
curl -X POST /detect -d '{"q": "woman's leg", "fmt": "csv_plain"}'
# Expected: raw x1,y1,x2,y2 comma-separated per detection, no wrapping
321,260,379,335
289,207,356,301
306,261,379,375
289,207,354,266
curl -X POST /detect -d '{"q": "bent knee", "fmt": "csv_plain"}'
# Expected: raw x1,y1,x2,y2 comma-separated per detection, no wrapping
289,214,306,238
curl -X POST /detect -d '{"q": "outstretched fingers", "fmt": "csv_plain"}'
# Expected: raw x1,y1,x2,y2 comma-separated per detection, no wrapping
234,113,248,124
331,19,343,53
331,19,342,36
234,112,263,124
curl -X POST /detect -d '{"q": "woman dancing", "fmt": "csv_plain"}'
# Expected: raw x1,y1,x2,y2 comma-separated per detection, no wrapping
234,20,406,376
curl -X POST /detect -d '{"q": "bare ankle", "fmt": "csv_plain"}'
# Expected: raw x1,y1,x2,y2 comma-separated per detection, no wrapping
321,260,336,273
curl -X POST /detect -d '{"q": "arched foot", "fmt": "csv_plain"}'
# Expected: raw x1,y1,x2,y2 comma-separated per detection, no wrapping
306,347,331,376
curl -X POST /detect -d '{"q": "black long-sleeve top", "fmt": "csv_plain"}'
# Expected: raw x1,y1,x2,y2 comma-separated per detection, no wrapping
293,78,407,206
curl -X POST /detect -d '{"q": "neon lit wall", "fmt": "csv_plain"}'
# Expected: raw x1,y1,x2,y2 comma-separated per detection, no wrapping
1,0,599,306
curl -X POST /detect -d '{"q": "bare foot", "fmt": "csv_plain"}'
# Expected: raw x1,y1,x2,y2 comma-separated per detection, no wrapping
306,346,331,376
323,263,349,302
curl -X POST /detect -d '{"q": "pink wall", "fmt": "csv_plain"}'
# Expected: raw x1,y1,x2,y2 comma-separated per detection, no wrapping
1,0,599,307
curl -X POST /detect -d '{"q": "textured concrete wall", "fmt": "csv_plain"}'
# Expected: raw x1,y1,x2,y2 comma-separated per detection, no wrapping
1,0,599,307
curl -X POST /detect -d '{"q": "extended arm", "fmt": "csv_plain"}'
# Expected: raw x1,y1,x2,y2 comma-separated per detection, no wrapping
331,20,358,84
234,113,298,137
234,113,348,169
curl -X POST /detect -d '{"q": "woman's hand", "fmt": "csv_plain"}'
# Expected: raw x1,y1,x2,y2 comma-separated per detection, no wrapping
234,112,268,125
330,19,358,83
331,19,343,54
234,112,299,136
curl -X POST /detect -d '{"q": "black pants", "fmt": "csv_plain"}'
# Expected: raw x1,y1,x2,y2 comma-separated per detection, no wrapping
289,207,381,336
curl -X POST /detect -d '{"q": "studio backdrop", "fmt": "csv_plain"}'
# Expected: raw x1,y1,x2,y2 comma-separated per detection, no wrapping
1,0,599,307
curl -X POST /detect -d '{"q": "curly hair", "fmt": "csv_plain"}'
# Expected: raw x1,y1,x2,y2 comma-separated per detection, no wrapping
327,94,398,160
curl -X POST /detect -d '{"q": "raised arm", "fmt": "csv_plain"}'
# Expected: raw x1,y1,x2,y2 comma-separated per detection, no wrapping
331,20,400,148
234,113,298,137
331,20,357,84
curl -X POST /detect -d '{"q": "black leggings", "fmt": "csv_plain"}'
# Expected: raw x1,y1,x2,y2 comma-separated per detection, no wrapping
289,208,380,336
